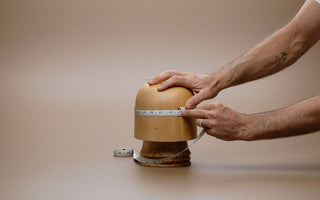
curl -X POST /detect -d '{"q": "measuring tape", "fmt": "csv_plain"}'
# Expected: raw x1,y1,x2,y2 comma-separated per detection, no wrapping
133,128,205,164
113,129,205,164
114,107,205,165
134,107,185,117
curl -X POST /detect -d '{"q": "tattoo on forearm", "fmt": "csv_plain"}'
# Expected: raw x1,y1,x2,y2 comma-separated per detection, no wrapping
275,52,288,65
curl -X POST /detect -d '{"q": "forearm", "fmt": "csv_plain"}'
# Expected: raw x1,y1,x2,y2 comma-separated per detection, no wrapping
247,95,320,140
214,0,320,91
215,25,310,90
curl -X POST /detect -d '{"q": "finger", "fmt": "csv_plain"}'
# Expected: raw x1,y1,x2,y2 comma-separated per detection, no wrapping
158,76,190,91
182,108,208,118
185,91,208,109
148,70,184,85
196,118,208,128
197,102,223,110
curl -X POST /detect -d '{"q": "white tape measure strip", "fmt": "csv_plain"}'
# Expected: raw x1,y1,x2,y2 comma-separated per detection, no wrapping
133,128,205,164
135,107,185,117
114,107,205,165
113,148,133,157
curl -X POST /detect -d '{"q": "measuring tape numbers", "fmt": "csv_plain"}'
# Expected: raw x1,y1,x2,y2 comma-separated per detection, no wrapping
134,107,185,117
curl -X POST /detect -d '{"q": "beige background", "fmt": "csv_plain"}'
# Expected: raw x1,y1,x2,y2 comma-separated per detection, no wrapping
1,0,320,199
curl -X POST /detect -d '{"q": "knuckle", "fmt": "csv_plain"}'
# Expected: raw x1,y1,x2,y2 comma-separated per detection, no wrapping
170,76,178,81
161,80,170,88
206,130,224,140
208,110,218,118
213,102,223,108
164,77,176,85
205,130,214,137
208,102,216,107
186,73,194,79
165,69,176,76
209,120,217,126
172,76,183,83
159,70,167,76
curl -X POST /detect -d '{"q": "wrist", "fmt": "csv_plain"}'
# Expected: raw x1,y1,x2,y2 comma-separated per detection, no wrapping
209,71,228,94
242,114,263,141
211,66,235,91
238,114,260,141
244,109,288,141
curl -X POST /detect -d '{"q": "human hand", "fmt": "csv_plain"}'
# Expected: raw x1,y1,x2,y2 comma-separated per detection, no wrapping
182,102,253,141
148,70,222,109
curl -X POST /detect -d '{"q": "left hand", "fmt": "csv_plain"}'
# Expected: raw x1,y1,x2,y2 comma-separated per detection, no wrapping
148,70,221,109
182,102,253,141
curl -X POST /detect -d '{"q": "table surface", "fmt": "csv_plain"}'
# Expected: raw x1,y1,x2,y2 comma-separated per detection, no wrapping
2,151,320,200
1,103,320,200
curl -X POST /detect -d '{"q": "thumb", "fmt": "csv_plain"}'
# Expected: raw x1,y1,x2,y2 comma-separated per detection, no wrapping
185,92,207,109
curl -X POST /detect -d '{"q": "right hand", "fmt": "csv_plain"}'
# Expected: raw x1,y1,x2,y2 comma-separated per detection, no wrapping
148,70,222,109
182,102,252,141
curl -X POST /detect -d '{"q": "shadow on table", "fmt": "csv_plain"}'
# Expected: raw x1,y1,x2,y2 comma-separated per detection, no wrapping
194,162,320,172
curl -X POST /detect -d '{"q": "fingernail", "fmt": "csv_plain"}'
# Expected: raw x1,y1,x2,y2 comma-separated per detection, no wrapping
186,103,192,109
181,110,186,116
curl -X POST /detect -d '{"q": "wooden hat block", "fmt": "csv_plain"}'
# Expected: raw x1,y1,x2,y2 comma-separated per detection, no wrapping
134,83,197,167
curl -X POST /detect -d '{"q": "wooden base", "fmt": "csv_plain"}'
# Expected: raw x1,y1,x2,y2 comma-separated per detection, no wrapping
135,141,191,167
